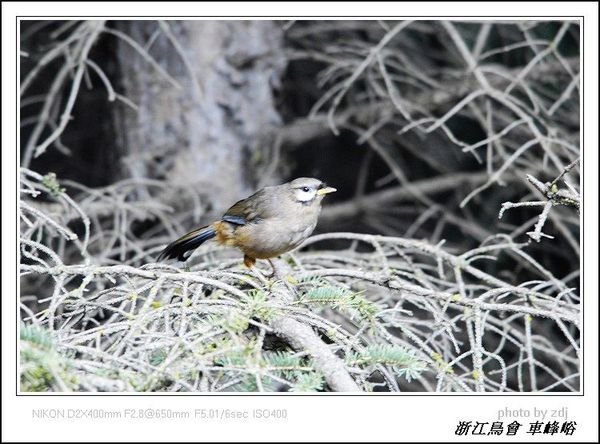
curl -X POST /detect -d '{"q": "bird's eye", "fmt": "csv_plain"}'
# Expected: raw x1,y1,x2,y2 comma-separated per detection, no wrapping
301,186,310,192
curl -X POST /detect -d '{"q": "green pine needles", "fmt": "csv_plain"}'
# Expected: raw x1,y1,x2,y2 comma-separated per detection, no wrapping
294,285,379,320
20,323,78,391
348,345,427,383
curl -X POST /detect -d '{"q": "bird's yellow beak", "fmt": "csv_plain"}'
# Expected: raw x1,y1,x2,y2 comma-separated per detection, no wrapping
317,186,337,196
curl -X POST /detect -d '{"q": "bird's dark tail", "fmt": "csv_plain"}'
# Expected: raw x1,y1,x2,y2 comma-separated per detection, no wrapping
157,224,217,262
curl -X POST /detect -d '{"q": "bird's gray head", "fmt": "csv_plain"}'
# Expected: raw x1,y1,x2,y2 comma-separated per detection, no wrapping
287,177,336,205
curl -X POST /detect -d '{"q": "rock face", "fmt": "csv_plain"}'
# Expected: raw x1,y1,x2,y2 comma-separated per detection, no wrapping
114,20,286,208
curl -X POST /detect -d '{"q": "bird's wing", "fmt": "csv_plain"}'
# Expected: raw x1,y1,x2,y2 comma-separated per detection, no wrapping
222,189,272,225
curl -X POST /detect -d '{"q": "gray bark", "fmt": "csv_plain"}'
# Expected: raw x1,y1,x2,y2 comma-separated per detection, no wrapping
114,20,285,206
268,259,362,392
270,316,362,392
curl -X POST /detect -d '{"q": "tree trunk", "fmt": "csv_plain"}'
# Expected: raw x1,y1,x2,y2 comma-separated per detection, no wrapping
114,20,285,208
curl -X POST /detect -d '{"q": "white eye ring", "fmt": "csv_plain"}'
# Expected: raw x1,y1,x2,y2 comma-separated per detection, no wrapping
296,187,315,202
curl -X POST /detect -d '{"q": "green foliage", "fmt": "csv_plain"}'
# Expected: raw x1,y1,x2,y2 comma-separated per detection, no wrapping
241,289,275,321
432,352,454,375
232,375,279,392
20,322,54,350
41,172,66,197
214,347,324,392
295,285,379,320
262,351,304,377
20,323,79,391
291,372,325,392
149,348,168,366
214,348,254,368
349,344,428,383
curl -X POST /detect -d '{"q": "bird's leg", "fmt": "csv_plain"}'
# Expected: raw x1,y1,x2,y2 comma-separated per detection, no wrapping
244,254,278,278
266,258,277,279
267,258,297,284
244,254,272,285
266,258,297,294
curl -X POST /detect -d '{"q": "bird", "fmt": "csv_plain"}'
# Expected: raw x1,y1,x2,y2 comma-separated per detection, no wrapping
157,177,336,268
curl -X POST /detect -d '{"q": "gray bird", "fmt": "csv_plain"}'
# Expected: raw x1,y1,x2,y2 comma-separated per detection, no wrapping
157,178,337,267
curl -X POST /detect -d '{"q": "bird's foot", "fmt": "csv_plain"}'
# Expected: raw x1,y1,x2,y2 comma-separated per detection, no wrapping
266,258,282,280
266,259,299,293
249,266,272,286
